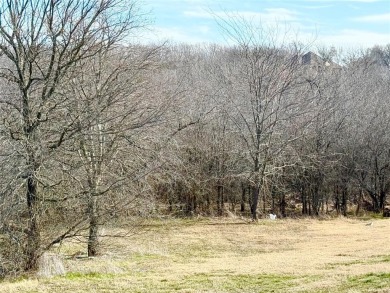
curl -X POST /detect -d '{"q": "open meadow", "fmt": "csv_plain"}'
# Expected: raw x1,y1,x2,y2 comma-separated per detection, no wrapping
1,217,390,293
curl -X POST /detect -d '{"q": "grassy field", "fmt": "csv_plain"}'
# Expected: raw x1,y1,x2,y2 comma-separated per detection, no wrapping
1,217,390,292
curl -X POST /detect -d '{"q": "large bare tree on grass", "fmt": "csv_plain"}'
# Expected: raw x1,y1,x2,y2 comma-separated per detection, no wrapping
0,0,143,271
67,45,166,256
216,16,307,219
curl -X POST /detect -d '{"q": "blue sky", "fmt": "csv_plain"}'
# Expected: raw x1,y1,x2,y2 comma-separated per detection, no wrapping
143,0,390,49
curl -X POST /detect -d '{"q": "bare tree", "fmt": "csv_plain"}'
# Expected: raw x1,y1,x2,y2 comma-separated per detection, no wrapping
0,0,143,271
215,17,306,219
343,51,390,214
66,45,166,256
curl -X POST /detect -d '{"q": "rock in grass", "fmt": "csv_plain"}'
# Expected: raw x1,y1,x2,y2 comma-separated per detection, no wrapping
37,252,66,278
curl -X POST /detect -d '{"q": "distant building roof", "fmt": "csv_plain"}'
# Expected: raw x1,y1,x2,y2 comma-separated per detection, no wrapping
302,51,341,69
302,52,321,65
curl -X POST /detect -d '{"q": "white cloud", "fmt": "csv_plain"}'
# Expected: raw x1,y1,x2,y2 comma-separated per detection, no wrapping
184,7,299,23
302,0,381,2
143,26,213,44
317,29,390,48
143,1,389,49
197,25,211,34
298,4,334,9
183,7,211,18
352,13,390,23
142,25,388,49
263,8,299,21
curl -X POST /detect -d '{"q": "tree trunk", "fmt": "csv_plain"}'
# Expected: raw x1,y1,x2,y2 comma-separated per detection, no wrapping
206,194,211,215
279,194,286,218
240,183,246,213
355,189,363,216
88,195,99,257
379,190,386,213
301,185,308,215
192,195,197,213
251,185,259,220
341,186,348,217
217,184,224,216
370,194,380,213
311,183,320,216
25,176,41,271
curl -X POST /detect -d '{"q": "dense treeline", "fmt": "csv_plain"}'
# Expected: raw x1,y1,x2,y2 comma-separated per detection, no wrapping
0,0,389,276
152,43,390,220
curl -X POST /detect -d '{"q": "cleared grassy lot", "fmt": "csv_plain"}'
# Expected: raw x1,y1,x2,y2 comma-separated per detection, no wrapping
1,217,390,292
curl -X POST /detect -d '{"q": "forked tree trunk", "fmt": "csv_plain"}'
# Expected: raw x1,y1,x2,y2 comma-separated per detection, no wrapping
279,194,286,218
369,193,380,213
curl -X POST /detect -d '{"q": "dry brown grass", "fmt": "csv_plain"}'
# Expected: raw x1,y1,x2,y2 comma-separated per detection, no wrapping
1,217,389,292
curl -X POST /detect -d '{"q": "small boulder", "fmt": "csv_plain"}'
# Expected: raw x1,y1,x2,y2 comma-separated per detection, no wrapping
37,252,66,278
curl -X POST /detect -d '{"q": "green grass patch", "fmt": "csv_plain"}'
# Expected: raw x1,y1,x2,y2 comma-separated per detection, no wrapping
325,259,364,269
379,255,390,262
358,213,385,220
64,272,115,280
131,252,163,261
345,273,390,290
326,254,390,269
151,273,300,292
222,273,297,292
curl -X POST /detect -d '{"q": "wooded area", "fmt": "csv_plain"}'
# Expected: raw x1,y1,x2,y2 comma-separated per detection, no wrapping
0,0,389,276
